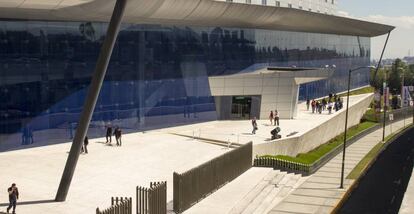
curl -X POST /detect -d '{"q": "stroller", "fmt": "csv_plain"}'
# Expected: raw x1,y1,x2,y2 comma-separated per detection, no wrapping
271,127,282,140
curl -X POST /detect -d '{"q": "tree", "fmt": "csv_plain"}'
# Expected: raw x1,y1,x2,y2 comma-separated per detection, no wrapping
370,67,386,92
388,58,405,95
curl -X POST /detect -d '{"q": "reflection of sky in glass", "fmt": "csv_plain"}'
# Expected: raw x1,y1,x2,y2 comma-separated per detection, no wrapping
0,20,370,150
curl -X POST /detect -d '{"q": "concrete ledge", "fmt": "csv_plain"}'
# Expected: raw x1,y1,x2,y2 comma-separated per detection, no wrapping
253,94,374,157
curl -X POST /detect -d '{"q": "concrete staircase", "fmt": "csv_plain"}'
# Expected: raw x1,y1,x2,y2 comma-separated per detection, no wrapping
229,170,306,214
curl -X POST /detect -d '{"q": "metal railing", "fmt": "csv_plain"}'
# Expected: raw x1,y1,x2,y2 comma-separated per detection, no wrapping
379,107,413,123
254,157,311,175
96,197,132,214
173,142,252,213
136,181,167,214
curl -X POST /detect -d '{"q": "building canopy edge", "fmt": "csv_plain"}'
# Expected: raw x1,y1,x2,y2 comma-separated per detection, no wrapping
0,0,395,37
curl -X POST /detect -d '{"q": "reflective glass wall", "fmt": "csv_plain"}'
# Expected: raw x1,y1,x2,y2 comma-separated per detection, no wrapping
0,20,370,151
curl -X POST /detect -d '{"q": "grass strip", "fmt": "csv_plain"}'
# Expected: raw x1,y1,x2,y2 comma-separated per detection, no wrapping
262,121,378,165
338,86,375,98
316,86,374,102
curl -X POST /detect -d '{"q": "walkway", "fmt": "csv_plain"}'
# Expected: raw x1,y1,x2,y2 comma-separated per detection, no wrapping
269,117,413,214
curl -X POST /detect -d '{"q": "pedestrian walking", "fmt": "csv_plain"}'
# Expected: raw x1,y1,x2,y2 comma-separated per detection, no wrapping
269,111,274,125
115,127,122,146
306,99,310,111
328,102,333,114
21,127,27,145
81,136,89,154
315,101,320,114
274,110,280,126
322,99,327,111
106,125,112,144
318,102,322,114
27,127,34,144
335,100,339,112
251,117,258,134
6,183,19,214
311,99,316,113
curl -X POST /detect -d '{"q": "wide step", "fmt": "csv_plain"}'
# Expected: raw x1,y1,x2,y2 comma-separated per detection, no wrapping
230,170,304,214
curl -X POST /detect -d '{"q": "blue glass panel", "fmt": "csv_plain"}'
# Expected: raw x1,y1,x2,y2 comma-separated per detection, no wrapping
0,21,370,151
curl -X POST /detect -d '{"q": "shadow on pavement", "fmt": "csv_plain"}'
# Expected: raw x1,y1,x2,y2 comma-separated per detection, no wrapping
0,199,56,207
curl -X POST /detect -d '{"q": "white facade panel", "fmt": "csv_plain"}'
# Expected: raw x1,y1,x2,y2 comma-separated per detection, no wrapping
224,78,244,87
244,77,263,87
244,87,262,95
209,77,225,88
224,87,244,95
218,0,337,14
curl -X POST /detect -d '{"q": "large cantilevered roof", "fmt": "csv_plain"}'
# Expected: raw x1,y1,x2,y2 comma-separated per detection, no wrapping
0,0,394,37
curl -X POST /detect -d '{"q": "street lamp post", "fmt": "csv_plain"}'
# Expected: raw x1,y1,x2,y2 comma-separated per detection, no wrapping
382,69,389,142
400,68,405,108
340,66,375,189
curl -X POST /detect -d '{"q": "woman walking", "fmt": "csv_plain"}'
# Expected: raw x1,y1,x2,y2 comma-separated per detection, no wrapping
251,117,258,135
274,110,280,126
269,111,274,125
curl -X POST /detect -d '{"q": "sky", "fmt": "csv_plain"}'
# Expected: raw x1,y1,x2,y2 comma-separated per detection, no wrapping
338,0,414,60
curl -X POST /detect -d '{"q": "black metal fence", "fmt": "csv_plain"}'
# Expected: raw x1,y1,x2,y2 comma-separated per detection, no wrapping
379,107,413,123
96,197,132,214
136,181,167,214
254,157,311,175
173,142,253,213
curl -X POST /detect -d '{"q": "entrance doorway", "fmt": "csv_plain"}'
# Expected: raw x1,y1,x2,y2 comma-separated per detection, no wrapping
214,95,261,120
231,96,251,119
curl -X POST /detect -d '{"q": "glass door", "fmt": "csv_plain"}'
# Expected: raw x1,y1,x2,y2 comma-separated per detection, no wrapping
231,96,252,119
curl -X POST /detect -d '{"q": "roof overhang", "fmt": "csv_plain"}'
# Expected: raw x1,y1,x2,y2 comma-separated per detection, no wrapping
210,67,334,84
0,0,394,37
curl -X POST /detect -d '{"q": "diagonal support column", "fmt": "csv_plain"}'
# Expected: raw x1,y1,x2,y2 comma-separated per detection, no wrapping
55,0,127,202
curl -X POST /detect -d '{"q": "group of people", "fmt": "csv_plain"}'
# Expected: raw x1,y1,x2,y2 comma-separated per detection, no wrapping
251,109,281,135
106,125,122,146
306,93,344,115
268,110,280,126
80,124,124,155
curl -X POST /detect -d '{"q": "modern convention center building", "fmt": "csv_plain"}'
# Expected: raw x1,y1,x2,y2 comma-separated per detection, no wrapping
0,0,393,150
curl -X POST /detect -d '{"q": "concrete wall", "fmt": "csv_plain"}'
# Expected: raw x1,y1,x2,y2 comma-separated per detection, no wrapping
209,73,300,119
253,94,374,157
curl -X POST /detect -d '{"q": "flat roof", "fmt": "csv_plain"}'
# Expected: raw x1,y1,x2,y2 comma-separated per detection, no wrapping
0,0,394,37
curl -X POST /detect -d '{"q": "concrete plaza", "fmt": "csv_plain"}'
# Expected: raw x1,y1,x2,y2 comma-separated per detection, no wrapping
0,93,377,214
0,131,228,213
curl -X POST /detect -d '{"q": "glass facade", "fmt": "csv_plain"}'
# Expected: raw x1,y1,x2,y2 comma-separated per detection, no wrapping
0,20,370,151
